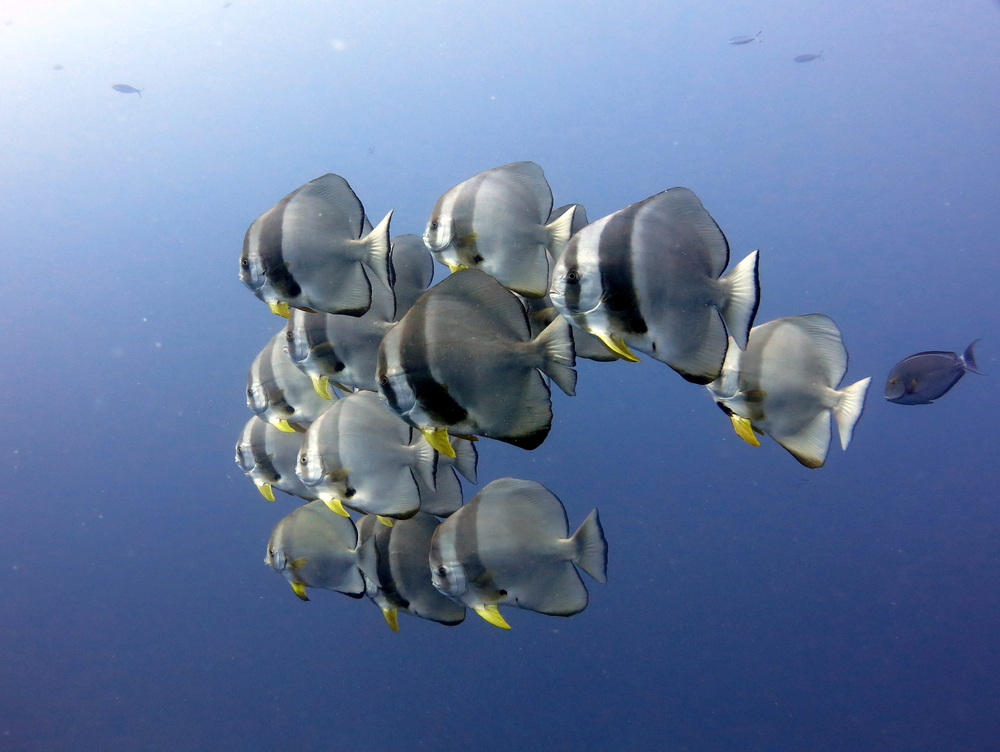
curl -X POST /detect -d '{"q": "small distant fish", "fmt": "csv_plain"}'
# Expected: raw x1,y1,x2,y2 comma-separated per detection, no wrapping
357,513,466,631
729,31,761,44
266,500,371,600
235,416,317,502
885,340,982,405
51,64,64,71
248,329,334,432
424,162,576,299
112,84,143,97
377,268,577,456
429,478,608,628
223,2,232,6
708,314,870,468
793,52,822,63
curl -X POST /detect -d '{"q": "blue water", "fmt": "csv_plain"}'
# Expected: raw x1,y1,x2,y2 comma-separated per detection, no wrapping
1,1,998,749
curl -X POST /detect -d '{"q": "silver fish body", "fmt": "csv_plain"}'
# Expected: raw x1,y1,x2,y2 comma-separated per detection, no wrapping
412,436,477,518
729,31,761,44
296,390,437,519
423,162,575,299
377,269,577,452
707,314,871,468
388,234,435,316
885,340,982,405
247,330,333,432
793,52,822,62
550,187,760,384
265,500,370,600
235,416,317,502
429,478,608,628
240,173,392,317
358,513,466,630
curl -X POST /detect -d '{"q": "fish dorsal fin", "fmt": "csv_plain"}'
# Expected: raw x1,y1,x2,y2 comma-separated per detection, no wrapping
648,187,730,278
302,174,365,238
478,478,569,537
500,161,553,221
790,314,848,386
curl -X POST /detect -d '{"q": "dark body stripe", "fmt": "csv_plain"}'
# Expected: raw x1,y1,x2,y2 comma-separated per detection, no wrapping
452,174,488,260
258,192,301,298
398,305,469,426
375,528,410,610
598,204,647,336
454,501,503,600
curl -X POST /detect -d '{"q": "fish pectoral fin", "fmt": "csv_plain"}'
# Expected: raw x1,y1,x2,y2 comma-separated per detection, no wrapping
730,415,762,446
474,604,511,630
255,483,275,501
288,557,308,571
446,262,469,273
290,581,309,601
376,515,395,528
322,498,350,517
382,607,400,633
311,375,332,400
268,301,291,319
421,427,456,458
596,334,640,362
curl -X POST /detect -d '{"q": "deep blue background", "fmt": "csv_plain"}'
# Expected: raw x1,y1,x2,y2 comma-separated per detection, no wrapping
1,1,998,749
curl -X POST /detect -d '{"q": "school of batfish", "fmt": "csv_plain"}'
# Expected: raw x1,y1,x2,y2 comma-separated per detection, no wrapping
235,161,877,631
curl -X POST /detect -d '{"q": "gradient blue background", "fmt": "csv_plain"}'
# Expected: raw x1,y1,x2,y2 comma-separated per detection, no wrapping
1,1,998,749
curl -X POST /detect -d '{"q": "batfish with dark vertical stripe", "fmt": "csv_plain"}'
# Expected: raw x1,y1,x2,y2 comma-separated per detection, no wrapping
428,478,608,629
240,173,393,318
235,416,318,502
376,269,577,457
357,513,466,631
549,187,761,384
707,314,871,468
265,500,372,601
423,162,576,299
248,329,334,432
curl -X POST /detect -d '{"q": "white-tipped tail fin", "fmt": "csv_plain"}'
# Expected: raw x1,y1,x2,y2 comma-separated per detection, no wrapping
363,210,394,293
411,434,438,492
570,509,608,583
533,316,577,396
451,437,478,484
718,250,760,350
544,204,576,260
834,377,870,450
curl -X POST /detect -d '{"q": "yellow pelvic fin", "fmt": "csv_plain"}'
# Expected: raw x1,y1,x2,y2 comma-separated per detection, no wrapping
290,581,309,601
474,604,511,630
288,557,308,571
256,483,275,502
597,334,640,362
382,607,400,633
730,415,762,447
311,375,332,400
274,419,296,433
376,515,395,528
322,498,350,517
268,301,291,319
446,262,469,274
421,427,456,458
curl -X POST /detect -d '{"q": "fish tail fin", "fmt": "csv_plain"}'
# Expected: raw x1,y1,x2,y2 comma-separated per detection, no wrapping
963,339,984,374
718,250,760,350
412,433,438,491
363,210,395,293
544,204,576,260
451,437,479,484
356,531,379,589
533,315,577,396
570,509,608,583
833,377,870,450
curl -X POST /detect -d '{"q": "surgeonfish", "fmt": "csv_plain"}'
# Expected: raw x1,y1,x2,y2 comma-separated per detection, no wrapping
423,162,576,299
377,268,577,456
265,500,371,601
429,478,608,629
357,513,466,631
247,329,333,432
885,340,982,405
707,314,871,469
240,173,392,318
729,32,761,44
550,187,760,383
296,390,437,520
112,83,142,97
235,416,318,502
412,436,478,518
793,52,822,62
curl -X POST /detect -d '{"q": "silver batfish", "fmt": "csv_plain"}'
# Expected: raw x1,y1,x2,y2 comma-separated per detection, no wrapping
377,269,577,456
550,187,760,384
429,477,608,629
885,340,982,405
240,173,392,318
358,512,466,631
247,329,333,432
423,162,576,299
235,416,317,502
707,314,871,468
265,500,371,601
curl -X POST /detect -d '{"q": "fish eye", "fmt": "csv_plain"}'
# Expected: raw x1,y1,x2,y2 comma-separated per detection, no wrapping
437,566,447,577
498,589,507,597
241,258,249,267
285,406,295,414
378,376,389,386
430,220,439,230
268,547,274,556
300,454,307,464
566,270,580,284
285,330,294,339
